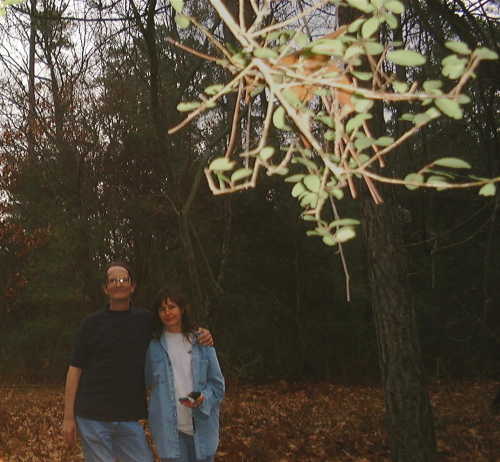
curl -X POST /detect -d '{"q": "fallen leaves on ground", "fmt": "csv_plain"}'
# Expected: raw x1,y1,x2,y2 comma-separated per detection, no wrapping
1,380,499,461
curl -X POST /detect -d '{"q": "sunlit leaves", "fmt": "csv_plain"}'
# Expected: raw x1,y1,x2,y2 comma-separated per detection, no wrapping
384,0,405,14
346,0,374,14
231,168,253,183
435,98,463,119
473,48,498,60
259,146,275,161
445,41,471,55
362,17,381,38
404,173,424,190
273,106,291,131
175,14,190,29
433,157,471,169
479,183,496,196
441,54,467,79
310,39,345,56
254,47,278,59
177,101,200,112
170,0,184,13
387,50,426,66
209,157,235,171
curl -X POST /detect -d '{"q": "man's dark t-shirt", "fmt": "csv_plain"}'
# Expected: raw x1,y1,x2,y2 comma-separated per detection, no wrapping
70,307,153,421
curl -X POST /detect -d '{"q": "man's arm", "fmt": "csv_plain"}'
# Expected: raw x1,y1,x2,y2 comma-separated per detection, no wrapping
63,366,82,446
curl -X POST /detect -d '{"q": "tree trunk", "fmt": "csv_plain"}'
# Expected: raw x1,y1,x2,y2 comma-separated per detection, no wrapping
362,193,437,462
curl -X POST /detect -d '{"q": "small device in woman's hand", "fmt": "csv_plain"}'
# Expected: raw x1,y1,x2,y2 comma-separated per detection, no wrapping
179,391,201,404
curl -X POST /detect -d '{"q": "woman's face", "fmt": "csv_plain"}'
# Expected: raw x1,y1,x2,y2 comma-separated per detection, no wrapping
158,297,183,332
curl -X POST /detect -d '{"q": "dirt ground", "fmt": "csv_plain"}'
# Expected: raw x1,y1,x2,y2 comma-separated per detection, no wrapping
1,380,499,461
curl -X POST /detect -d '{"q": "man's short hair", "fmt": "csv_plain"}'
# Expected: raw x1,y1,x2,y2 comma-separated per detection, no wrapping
103,261,135,284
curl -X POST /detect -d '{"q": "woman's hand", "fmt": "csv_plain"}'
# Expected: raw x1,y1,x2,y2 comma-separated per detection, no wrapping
180,393,204,408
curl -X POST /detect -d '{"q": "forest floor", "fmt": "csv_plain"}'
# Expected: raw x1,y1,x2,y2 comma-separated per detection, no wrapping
1,380,499,461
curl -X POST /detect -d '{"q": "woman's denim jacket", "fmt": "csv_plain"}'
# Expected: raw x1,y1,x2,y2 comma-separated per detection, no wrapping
145,335,225,460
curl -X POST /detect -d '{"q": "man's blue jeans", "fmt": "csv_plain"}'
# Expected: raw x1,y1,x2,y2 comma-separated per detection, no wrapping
77,417,153,462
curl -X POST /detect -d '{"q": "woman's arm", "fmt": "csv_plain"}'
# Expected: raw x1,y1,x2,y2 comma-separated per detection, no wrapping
197,347,225,416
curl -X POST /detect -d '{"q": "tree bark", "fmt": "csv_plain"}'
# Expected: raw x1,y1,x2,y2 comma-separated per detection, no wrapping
362,193,437,462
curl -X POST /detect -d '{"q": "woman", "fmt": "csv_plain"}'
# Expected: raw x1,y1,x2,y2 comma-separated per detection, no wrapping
145,288,225,462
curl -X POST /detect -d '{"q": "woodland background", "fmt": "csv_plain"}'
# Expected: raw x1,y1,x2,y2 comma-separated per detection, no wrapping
0,0,498,390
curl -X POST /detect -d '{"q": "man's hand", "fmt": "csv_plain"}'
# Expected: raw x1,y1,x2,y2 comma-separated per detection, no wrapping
63,418,77,446
196,327,213,346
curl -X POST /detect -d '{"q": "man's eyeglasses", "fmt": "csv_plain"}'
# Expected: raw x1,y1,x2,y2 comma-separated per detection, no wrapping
107,277,131,286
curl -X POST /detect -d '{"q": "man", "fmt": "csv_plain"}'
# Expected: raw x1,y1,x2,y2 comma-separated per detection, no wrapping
63,262,213,462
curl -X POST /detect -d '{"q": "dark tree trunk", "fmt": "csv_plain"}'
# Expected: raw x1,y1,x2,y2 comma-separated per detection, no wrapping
362,193,436,462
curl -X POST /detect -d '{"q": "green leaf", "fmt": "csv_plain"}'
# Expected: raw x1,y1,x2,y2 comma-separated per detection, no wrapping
259,146,275,161
285,174,305,183
362,17,381,38
283,89,303,109
404,173,424,190
473,47,498,61
303,174,322,192
273,106,291,131
209,157,235,171
322,235,338,246
435,98,463,119
177,101,200,112
204,84,225,96
351,71,373,81
300,192,318,208
413,113,431,125
170,0,184,13
364,41,384,55
231,168,253,183
291,182,306,198
311,39,345,56
348,18,366,33
457,94,471,105
445,41,471,55
273,167,289,176
433,157,471,169
335,226,356,243
375,136,394,146
331,188,344,200
301,214,317,221
425,107,441,119
384,0,405,14
293,31,310,47
441,54,467,79
316,114,334,128
329,218,361,228
344,45,365,60
345,0,375,13
393,81,409,93
346,113,372,133
254,47,279,59
355,135,375,150
175,14,190,29
426,175,450,189
325,130,336,141
383,12,399,29
352,95,374,113
479,183,496,197
400,113,415,122
422,80,442,92
387,50,426,66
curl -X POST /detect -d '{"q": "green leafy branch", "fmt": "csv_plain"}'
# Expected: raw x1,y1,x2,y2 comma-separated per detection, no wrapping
167,0,499,252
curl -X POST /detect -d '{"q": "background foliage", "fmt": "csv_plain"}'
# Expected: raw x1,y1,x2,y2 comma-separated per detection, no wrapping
0,0,498,385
